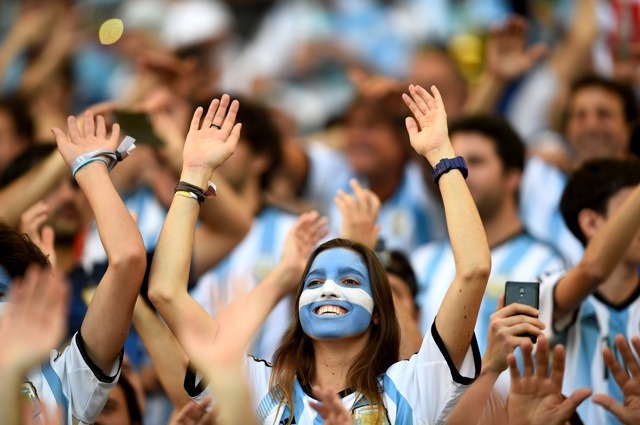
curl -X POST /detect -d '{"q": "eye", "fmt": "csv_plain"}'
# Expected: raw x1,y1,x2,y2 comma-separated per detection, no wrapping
307,279,322,288
343,278,360,286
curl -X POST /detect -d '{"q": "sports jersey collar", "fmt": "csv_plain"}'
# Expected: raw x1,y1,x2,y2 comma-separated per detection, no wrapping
300,381,355,399
593,278,640,311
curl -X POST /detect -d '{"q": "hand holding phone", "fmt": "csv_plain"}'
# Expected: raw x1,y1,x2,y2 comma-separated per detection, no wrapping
504,281,540,343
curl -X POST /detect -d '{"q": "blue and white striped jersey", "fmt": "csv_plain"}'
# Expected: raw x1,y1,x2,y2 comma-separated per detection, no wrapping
191,207,297,360
540,271,640,424
189,323,480,425
520,156,584,266
24,333,122,425
304,142,446,254
412,231,567,353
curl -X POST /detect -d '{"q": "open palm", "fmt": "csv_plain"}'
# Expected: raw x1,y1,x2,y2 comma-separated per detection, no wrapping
593,335,640,424
402,85,452,165
51,111,120,167
182,94,242,175
508,337,591,425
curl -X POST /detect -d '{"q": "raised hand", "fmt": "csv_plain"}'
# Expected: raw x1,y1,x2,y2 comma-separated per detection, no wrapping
309,387,354,425
0,266,68,374
507,336,591,425
335,179,381,249
482,296,545,374
486,16,547,81
279,211,329,288
19,201,56,268
51,111,121,167
182,94,242,179
592,335,640,424
402,85,454,166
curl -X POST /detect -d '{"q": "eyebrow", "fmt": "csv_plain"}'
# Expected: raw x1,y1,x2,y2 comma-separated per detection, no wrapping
337,266,366,280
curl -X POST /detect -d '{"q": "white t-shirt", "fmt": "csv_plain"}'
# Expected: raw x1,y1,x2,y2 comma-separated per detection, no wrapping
188,323,480,425
24,332,122,425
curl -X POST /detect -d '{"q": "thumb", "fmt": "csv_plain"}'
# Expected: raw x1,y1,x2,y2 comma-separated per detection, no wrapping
557,388,591,419
592,394,628,422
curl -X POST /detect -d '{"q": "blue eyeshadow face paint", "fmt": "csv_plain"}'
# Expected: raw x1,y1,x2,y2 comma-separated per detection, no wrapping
298,248,374,339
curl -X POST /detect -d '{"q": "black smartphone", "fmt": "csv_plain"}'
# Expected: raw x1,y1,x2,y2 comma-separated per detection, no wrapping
504,281,540,343
113,111,165,147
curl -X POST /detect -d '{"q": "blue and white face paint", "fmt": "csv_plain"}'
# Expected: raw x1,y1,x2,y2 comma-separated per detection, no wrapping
299,248,374,339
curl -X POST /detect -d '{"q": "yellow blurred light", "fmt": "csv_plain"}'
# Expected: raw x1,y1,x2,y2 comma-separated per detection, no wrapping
99,19,124,45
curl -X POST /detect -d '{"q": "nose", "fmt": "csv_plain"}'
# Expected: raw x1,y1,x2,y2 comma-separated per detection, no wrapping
320,280,342,299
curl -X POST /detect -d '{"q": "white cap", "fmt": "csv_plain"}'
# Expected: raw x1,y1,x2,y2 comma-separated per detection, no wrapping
160,0,232,50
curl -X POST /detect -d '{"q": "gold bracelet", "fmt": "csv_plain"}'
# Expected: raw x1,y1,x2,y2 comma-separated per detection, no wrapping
174,190,198,201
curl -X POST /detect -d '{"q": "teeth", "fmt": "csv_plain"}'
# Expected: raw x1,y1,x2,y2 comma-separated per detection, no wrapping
316,305,347,316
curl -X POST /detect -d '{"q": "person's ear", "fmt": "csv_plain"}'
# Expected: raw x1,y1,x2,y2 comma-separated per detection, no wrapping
505,168,521,196
577,208,605,242
373,313,380,325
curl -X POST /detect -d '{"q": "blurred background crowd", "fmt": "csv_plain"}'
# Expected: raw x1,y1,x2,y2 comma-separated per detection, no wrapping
1,0,640,424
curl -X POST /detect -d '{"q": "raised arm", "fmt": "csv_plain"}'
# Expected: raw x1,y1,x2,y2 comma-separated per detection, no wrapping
131,296,191,409
403,84,491,368
148,94,241,346
554,183,640,320
51,112,147,373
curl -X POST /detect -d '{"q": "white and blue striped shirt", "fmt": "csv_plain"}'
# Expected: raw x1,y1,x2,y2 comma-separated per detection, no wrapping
412,231,567,353
520,156,584,266
188,322,481,425
304,143,446,254
24,333,122,425
540,271,640,424
191,207,297,360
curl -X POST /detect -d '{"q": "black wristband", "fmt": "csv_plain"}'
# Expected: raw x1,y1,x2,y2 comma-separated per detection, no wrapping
175,181,207,203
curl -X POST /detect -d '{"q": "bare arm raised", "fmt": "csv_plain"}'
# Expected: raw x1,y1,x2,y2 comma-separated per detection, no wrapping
51,112,147,372
403,84,491,369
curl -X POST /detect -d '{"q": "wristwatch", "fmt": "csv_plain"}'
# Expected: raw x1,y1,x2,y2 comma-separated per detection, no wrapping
431,156,468,185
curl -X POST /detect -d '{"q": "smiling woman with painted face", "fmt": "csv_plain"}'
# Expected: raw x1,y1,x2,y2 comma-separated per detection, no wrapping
149,89,491,424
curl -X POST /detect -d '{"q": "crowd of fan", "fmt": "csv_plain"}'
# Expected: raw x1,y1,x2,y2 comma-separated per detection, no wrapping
1,0,640,424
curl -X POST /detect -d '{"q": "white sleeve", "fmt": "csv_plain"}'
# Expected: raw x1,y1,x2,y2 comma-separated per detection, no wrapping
385,321,481,424
32,332,122,424
539,270,576,338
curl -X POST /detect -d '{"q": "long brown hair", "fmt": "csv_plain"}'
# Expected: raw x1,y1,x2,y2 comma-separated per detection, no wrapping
269,238,400,424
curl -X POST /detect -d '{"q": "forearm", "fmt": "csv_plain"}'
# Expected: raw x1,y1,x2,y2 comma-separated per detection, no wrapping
556,184,640,316
446,370,500,425
462,74,506,115
132,297,192,409
0,368,21,425
431,149,490,280
76,164,146,271
215,265,294,355
199,172,252,237
0,152,67,227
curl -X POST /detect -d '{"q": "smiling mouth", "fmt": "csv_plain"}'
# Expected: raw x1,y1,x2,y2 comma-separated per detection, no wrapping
314,305,348,316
